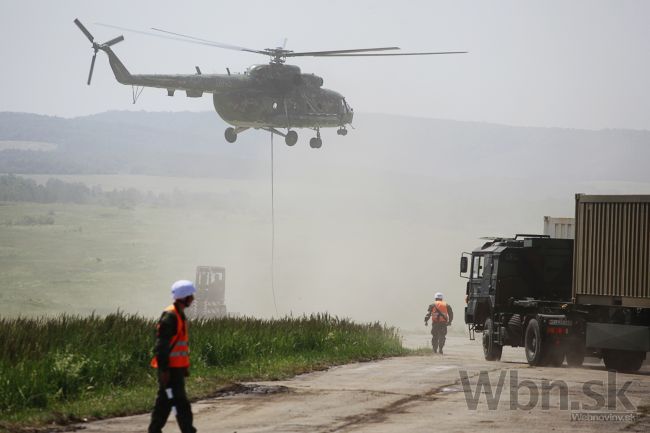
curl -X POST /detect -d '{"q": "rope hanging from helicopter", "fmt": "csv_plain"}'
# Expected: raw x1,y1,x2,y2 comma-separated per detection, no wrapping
270,132,278,316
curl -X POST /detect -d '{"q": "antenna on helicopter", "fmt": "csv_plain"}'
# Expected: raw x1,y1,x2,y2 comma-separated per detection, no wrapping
74,19,124,85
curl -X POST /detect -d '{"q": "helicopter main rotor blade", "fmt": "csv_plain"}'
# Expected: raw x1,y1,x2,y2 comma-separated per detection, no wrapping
87,52,97,85
95,23,259,53
287,47,400,57
94,23,465,63
74,18,95,43
150,27,266,55
313,51,468,57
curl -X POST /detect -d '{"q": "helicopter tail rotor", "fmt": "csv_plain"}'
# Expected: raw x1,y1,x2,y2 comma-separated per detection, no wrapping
74,18,94,43
87,52,97,85
74,18,124,85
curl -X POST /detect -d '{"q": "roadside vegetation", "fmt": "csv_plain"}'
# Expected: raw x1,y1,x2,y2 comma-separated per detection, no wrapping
0,312,406,431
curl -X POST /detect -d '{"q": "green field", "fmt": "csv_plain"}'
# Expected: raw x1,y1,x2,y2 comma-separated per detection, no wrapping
0,172,477,330
0,200,269,318
0,313,406,431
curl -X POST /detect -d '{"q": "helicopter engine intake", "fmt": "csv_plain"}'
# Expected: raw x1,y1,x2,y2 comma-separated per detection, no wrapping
249,64,302,93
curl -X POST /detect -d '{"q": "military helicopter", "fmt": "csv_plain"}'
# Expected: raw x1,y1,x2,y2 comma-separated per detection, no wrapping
74,19,466,148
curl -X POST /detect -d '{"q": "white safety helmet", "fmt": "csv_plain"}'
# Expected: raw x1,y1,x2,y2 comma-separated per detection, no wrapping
171,280,197,300
434,292,444,300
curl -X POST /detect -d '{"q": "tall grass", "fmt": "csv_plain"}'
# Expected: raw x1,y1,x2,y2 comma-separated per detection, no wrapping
0,312,405,421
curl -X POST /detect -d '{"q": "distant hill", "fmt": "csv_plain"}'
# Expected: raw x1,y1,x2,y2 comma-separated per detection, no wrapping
0,111,648,182
349,114,650,183
0,111,266,177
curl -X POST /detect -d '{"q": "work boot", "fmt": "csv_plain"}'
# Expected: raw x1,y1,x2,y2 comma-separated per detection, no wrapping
439,349,443,355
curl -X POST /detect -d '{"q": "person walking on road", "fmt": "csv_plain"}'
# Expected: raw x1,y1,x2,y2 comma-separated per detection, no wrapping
424,292,453,354
148,280,198,433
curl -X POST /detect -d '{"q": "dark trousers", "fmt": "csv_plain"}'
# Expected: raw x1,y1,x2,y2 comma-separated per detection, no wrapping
430,323,448,352
148,368,197,433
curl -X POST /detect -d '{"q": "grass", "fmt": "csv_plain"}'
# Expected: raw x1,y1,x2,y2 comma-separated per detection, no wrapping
0,312,407,432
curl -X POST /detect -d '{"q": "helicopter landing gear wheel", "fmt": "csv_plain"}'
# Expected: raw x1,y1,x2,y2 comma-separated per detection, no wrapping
285,130,298,146
337,127,348,136
225,127,237,143
310,129,322,149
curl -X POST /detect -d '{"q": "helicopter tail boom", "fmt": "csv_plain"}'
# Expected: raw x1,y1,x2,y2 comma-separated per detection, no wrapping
101,46,133,85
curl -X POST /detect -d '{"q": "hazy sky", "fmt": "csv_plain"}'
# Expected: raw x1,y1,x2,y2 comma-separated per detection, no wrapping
1,0,649,130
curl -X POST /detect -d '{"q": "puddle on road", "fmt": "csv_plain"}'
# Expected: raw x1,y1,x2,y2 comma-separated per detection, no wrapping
439,386,463,393
214,383,291,397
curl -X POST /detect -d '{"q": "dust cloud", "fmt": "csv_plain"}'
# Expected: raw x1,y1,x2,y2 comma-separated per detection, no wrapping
5,113,650,333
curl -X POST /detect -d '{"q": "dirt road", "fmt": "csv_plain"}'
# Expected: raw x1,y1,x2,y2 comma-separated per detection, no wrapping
77,333,650,433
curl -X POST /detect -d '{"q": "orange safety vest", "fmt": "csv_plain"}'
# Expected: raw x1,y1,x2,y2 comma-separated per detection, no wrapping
430,300,449,323
150,304,190,369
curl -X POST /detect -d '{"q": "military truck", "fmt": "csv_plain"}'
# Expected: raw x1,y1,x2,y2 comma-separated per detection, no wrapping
461,194,650,372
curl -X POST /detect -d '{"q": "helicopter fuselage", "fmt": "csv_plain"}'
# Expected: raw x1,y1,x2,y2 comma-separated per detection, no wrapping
213,86,352,129
104,47,353,130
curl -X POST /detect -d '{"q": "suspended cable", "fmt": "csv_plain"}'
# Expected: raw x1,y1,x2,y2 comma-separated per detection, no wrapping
270,132,278,315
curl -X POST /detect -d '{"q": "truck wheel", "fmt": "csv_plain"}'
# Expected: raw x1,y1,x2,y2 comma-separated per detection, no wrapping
603,350,644,372
483,318,503,361
525,319,548,366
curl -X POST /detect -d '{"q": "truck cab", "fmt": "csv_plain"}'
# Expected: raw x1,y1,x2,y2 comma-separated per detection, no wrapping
462,236,573,331
460,235,576,365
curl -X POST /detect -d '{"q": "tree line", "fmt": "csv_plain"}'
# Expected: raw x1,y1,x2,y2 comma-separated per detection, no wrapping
0,174,241,209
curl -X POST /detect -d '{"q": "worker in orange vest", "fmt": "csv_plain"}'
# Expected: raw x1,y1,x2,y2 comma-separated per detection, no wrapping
424,292,453,354
148,280,197,433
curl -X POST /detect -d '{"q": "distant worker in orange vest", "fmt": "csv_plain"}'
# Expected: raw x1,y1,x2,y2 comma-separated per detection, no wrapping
424,292,453,354
148,280,198,433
